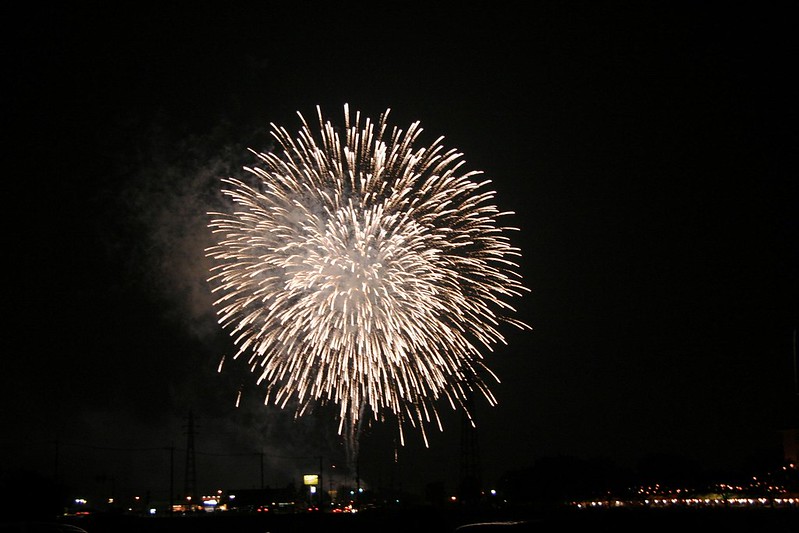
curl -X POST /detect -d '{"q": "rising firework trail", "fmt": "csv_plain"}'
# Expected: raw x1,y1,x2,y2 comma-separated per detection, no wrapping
206,105,530,466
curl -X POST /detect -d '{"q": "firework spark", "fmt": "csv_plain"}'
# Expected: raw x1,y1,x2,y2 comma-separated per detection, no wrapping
206,105,530,447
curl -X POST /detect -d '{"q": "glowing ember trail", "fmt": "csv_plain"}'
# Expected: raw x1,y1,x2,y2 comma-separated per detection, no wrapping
206,105,530,452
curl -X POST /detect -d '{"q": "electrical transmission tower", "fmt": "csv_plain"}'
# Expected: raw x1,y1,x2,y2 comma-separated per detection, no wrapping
459,388,482,506
184,410,198,504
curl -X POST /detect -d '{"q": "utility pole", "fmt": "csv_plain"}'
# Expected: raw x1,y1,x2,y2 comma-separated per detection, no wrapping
169,443,174,515
459,388,482,507
319,456,324,508
53,439,59,485
793,328,797,397
259,449,264,489
184,410,198,506
356,454,360,508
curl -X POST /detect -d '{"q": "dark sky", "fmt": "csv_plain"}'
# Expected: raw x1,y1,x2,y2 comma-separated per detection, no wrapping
4,1,797,503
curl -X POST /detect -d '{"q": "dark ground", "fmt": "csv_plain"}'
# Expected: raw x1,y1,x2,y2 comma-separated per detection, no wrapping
4,505,798,533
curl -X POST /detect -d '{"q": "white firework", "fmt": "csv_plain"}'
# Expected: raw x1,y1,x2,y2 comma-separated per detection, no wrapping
206,104,530,447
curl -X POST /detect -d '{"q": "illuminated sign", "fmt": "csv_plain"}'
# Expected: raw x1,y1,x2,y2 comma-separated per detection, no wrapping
303,474,319,486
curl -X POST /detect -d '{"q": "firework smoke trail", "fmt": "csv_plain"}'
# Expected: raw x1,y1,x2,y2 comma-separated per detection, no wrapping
206,105,530,466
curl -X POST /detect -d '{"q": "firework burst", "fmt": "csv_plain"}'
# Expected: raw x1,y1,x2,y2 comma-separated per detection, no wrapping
206,105,530,447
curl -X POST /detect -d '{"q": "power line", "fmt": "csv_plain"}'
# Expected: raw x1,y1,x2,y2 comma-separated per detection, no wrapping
1,437,320,459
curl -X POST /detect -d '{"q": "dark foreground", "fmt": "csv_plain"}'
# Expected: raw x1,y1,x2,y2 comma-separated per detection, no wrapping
4,506,799,533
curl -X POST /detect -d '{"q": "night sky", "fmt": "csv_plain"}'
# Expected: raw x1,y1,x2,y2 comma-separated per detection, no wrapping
4,1,797,503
